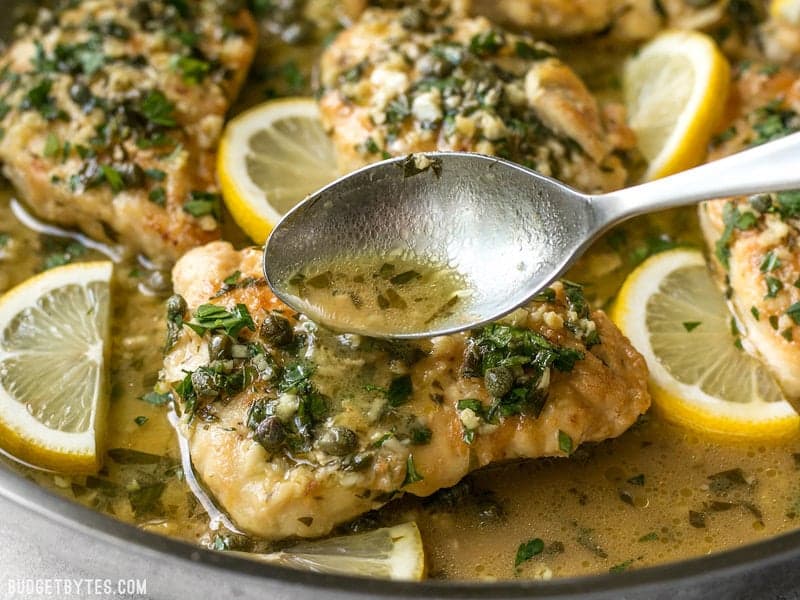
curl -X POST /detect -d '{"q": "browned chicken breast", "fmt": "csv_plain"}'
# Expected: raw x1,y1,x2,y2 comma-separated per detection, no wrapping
161,242,650,539
342,0,754,42
470,0,754,41
318,7,635,193
0,0,257,261
699,64,800,398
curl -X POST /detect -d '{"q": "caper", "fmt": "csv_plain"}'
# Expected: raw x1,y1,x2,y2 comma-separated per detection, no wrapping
343,451,374,472
316,426,358,456
400,7,425,30
114,162,145,188
484,366,514,398
191,369,219,398
166,294,187,318
69,82,92,107
260,313,294,346
208,334,232,361
254,417,285,451
418,54,451,78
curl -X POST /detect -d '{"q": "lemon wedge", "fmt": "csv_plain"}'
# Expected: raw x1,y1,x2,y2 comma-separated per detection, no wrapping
0,261,112,473
611,248,799,439
623,30,730,181
218,98,339,244
231,522,426,581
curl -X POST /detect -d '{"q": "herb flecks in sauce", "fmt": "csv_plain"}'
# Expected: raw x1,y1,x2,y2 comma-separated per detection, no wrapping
285,254,471,335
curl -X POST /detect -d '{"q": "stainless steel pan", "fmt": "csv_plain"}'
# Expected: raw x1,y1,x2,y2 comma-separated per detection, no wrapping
1,4,800,599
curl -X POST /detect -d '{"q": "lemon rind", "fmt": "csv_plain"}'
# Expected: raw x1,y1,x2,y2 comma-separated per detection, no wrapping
612,249,799,439
0,261,112,473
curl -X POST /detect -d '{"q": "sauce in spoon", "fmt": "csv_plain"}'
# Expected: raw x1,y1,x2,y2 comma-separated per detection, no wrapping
284,253,472,336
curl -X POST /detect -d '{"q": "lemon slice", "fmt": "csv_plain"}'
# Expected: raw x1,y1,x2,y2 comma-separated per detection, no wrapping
231,522,425,581
770,0,800,22
218,98,339,244
0,261,112,473
623,30,730,181
611,249,799,439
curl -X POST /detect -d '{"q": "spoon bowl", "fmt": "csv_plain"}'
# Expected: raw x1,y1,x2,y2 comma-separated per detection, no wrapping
264,133,800,338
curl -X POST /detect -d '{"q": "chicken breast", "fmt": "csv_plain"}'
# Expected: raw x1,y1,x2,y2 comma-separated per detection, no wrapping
0,0,257,262
318,7,635,193
162,242,650,539
471,0,743,41
343,0,738,42
699,64,800,399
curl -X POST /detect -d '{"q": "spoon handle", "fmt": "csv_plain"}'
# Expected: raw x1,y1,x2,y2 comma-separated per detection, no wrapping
593,131,800,228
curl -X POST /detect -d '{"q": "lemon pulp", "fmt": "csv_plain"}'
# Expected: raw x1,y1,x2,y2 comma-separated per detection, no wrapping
612,249,798,439
0,261,112,472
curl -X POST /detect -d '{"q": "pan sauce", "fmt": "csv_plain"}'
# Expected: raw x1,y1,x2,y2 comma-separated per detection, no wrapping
2,1,800,583
4,185,800,580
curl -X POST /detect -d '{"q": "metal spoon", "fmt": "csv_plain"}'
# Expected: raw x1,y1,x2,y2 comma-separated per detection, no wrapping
264,132,800,339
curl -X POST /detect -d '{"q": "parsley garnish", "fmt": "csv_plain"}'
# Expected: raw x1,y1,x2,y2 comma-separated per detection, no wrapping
183,191,222,220
609,559,635,573
683,321,701,332
100,165,125,193
469,30,503,56
43,132,60,158
515,41,552,60
465,324,583,421
171,55,210,84
514,538,544,567
776,191,800,219
787,302,800,325
139,391,171,406
139,90,177,127
716,202,758,269
184,303,255,338
759,251,780,272
765,276,783,299
149,187,166,206
558,430,573,455
402,454,424,486
388,375,413,407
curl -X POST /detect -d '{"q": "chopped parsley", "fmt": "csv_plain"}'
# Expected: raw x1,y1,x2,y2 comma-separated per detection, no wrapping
682,321,701,332
387,374,413,407
787,302,800,325
139,391,171,406
184,303,255,338
514,538,544,567
627,474,645,486
759,251,780,272
171,54,210,84
183,191,222,220
149,187,166,206
558,430,573,455
41,238,86,270
402,454,424,486
716,202,758,269
765,276,783,299
139,90,177,127
464,323,584,422
43,132,60,158
609,559,635,573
